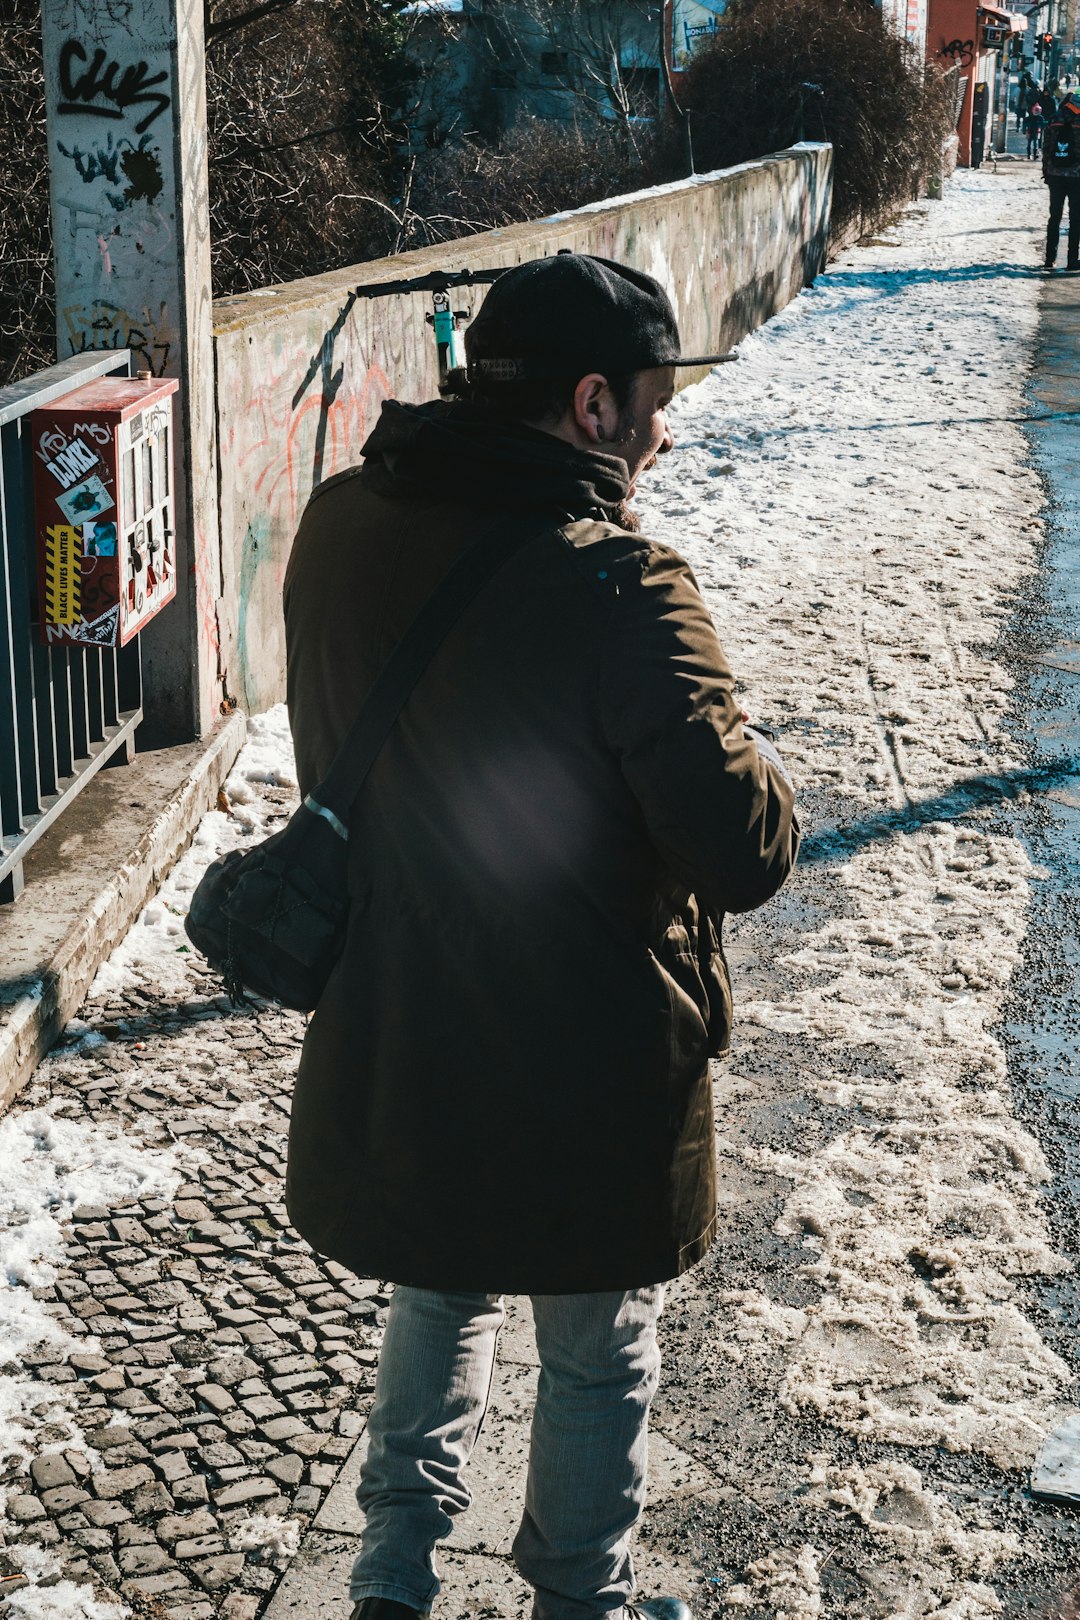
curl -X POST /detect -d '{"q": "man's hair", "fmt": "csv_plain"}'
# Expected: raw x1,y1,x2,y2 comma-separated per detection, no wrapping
441,366,638,433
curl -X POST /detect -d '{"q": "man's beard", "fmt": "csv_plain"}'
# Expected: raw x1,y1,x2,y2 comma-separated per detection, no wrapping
613,450,659,532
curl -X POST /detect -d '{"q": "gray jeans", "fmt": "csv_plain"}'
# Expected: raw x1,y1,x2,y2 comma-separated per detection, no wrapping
350,1284,667,1620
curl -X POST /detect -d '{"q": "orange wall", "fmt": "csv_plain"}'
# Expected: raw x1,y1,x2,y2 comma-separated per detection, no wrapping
928,0,980,164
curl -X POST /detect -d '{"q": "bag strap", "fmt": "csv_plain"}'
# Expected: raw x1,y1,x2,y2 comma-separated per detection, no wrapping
305,518,550,835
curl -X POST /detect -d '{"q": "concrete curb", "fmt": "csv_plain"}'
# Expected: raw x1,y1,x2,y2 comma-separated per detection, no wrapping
0,710,246,1111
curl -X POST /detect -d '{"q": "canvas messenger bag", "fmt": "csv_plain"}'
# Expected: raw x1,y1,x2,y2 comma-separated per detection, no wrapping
184,518,548,1011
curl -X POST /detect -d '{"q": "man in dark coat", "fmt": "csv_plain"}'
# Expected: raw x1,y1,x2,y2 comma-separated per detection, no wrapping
283,254,799,1620
1044,92,1080,269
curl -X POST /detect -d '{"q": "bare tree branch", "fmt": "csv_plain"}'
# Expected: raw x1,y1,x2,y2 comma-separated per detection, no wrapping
205,0,303,46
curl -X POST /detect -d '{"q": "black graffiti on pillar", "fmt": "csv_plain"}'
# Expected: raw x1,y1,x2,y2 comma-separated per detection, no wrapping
66,301,171,377
939,38,976,68
58,39,171,135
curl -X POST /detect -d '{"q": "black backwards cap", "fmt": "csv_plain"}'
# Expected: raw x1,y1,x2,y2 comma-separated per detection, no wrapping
465,251,728,382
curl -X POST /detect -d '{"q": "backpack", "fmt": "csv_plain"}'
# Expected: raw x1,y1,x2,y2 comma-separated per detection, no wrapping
1048,110,1080,167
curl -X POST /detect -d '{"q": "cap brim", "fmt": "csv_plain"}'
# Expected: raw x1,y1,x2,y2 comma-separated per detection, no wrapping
468,351,738,381
672,352,737,366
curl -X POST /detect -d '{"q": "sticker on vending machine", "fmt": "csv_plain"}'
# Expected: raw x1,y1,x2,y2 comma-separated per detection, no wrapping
56,474,115,525
82,520,117,557
43,524,82,626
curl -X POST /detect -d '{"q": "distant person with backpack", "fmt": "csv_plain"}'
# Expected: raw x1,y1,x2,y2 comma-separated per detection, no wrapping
1017,73,1035,132
1026,101,1045,159
1043,92,1080,269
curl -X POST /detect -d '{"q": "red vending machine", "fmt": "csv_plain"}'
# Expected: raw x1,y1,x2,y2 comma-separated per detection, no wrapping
31,375,179,648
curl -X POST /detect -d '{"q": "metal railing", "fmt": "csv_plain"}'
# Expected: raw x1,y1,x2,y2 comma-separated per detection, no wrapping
0,351,142,904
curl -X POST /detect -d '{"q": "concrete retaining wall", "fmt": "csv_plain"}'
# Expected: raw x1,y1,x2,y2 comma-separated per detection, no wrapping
211,143,833,714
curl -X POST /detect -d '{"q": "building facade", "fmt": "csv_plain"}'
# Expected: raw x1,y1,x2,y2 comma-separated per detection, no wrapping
401,0,665,145
879,0,931,51
927,1,1028,165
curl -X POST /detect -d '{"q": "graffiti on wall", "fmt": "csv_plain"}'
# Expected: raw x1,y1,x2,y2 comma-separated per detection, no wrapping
939,38,976,68
45,0,177,377
57,38,171,133
218,314,392,711
58,131,163,207
60,298,171,375
237,347,392,531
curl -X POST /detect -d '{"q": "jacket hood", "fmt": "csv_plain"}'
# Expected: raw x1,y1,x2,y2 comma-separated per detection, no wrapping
358,398,631,520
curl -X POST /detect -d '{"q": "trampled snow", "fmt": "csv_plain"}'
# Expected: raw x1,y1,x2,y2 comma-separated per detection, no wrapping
634,162,1069,1610
228,1511,302,1561
0,1108,179,1502
88,706,297,1001
0,163,1068,1616
0,1578,127,1620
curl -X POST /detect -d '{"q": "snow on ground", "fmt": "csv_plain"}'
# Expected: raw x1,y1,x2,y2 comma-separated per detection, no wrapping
0,712,299,1611
0,1578,127,1620
89,707,298,1003
227,1512,302,1562
0,164,1067,1617
636,163,1068,1610
0,1109,180,1500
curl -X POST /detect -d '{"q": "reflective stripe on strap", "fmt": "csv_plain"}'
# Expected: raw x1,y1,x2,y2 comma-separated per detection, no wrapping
304,795,349,841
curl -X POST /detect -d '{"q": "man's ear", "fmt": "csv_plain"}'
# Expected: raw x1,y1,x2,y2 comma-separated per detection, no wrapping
571,373,616,446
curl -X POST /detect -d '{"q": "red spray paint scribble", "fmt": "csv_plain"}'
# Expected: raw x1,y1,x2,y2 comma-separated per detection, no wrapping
238,356,391,528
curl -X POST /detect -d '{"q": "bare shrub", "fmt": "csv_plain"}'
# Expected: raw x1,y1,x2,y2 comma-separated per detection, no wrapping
401,115,672,250
0,0,411,383
0,0,54,385
204,0,411,294
679,0,954,239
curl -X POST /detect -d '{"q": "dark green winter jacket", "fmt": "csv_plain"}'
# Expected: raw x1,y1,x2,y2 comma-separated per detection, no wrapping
282,398,798,1292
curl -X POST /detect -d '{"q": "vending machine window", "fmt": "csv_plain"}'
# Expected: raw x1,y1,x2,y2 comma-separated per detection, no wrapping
31,375,180,648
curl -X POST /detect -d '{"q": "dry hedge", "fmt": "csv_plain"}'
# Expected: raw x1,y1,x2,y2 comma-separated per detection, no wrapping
401,116,670,250
0,1,54,384
679,0,954,239
1,0,955,387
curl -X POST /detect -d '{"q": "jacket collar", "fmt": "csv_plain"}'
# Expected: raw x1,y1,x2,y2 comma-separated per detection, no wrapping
358,399,631,521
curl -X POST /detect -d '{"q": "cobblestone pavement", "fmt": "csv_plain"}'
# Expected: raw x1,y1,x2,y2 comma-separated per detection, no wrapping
0,774,383,1619
4,162,1080,1620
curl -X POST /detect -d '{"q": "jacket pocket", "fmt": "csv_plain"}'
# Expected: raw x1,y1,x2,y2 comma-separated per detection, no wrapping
699,911,733,1057
648,942,708,1086
653,909,733,1062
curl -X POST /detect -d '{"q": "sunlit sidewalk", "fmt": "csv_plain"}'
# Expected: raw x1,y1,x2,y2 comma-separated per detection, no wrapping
3,163,1079,1620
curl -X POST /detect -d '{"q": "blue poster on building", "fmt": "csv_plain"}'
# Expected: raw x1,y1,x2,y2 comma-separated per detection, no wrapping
672,0,728,71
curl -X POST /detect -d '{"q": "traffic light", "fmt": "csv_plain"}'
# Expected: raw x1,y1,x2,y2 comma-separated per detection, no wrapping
1043,31,1055,58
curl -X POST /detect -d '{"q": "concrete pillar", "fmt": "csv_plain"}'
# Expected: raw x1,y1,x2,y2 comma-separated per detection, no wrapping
40,0,222,742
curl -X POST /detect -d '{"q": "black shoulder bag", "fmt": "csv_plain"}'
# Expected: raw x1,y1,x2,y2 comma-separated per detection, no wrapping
184,520,545,1011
